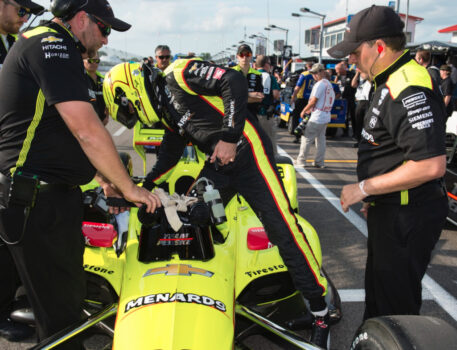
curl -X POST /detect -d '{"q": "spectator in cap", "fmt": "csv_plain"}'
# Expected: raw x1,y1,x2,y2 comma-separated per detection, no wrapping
330,5,447,320
440,64,454,120
295,63,335,169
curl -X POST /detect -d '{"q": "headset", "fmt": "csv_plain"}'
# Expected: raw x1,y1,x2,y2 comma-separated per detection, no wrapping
377,45,383,54
50,0,88,21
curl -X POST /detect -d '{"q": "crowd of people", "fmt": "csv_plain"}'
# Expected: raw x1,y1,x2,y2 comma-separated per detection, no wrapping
0,1,454,350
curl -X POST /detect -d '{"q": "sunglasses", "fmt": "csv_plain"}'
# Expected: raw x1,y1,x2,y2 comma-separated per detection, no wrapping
157,55,171,60
238,52,252,58
87,58,100,64
3,0,31,18
86,13,111,37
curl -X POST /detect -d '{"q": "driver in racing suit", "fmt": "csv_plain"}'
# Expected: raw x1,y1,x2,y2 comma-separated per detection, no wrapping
104,59,331,348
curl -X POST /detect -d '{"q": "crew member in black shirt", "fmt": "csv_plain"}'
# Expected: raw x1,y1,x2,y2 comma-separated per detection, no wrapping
0,0,44,342
440,64,455,120
231,44,264,118
84,53,108,124
330,5,447,319
0,0,159,348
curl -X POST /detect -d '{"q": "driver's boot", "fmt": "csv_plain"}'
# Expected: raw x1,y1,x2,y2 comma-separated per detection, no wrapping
310,311,330,349
0,317,34,342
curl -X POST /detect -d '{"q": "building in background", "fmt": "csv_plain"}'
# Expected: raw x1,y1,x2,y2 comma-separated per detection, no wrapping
304,13,423,60
439,25,457,44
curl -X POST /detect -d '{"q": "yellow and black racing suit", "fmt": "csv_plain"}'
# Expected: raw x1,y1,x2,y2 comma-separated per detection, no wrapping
358,50,448,319
144,59,328,308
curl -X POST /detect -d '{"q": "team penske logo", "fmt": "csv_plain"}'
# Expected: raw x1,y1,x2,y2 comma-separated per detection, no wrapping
143,264,214,278
41,36,63,43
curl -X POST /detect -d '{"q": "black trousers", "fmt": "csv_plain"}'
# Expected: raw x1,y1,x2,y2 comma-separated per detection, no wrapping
364,196,448,319
345,98,356,134
354,100,369,142
4,187,86,349
201,119,327,310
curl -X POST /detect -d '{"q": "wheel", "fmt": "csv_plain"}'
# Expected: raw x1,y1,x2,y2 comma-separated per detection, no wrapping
276,117,286,128
351,315,457,350
325,127,337,137
287,117,295,134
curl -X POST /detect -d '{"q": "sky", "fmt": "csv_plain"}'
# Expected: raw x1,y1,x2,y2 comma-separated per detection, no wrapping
31,0,456,58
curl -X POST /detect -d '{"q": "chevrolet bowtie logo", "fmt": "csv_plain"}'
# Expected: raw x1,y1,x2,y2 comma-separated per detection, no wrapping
143,264,214,278
41,36,63,43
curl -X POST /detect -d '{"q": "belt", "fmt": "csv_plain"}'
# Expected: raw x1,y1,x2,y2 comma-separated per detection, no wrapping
39,182,78,193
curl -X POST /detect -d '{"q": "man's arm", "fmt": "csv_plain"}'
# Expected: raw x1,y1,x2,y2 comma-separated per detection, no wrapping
351,71,360,88
56,101,160,212
444,95,452,107
248,91,264,103
340,155,446,212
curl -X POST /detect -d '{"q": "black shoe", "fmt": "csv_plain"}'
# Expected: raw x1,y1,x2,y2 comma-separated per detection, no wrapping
0,318,34,342
310,313,330,349
352,142,359,148
293,138,299,144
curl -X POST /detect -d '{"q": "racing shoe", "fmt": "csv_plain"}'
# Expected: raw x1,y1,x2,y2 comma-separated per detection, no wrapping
310,313,330,349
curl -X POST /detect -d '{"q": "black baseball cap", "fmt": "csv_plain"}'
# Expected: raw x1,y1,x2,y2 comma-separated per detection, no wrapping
237,44,252,55
16,0,44,14
328,5,404,59
440,64,451,72
81,0,131,31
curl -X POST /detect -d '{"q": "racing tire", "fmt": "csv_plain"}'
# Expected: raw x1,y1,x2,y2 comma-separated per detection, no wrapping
287,117,295,135
351,315,457,350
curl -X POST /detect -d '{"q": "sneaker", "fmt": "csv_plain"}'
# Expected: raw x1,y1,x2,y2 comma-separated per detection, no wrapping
294,159,306,167
310,313,330,349
312,163,325,168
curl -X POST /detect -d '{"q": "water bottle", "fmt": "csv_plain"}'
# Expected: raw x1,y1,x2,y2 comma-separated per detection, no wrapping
203,184,226,225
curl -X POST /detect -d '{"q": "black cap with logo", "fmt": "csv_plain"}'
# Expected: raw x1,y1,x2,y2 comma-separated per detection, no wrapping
80,0,131,31
16,0,45,15
328,5,404,59
237,44,252,55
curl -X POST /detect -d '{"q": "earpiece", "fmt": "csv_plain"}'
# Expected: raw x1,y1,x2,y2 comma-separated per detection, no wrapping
377,45,383,54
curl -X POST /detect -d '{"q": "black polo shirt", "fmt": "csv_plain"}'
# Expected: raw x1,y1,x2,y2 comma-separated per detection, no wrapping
0,22,95,184
86,71,106,122
231,65,263,117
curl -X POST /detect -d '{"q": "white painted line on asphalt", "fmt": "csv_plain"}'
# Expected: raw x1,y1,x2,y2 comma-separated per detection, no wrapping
339,289,433,302
113,126,127,137
277,145,457,322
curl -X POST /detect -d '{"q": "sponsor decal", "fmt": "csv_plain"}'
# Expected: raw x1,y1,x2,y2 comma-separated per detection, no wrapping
407,105,430,117
84,264,114,274
88,89,96,99
411,118,434,130
378,88,389,106
369,116,377,129
350,331,368,350
206,66,215,80
245,264,285,278
41,36,63,43
227,100,235,127
42,44,67,51
125,292,226,313
372,107,380,116
408,111,433,124
144,264,214,278
361,128,379,146
213,67,226,80
158,232,193,246
44,52,69,59
189,62,200,75
402,92,427,109
132,69,140,76
177,110,193,129
199,65,209,78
